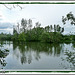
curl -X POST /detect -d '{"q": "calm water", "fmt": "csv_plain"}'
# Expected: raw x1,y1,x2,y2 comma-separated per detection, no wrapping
0,41,75,71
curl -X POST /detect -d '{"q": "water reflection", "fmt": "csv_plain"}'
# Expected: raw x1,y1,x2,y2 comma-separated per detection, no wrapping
13,42,64,65
65,51,75,68
61,49,75,70
0,41,75,70
72,42,75,48
0,49,9,69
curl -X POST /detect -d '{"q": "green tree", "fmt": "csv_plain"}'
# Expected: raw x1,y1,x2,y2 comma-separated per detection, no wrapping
13,26,17,35
72,35,75,41
28,19,32,30
12,33,18,41
50,25,53,32
45,25,50,32
54,24,57,32
18,32,26,42
35,22,41,28
40,32,50,42
57,25,61,32
62,12,75,25
21,18,27,33
61,27,64,33
62,12,75,41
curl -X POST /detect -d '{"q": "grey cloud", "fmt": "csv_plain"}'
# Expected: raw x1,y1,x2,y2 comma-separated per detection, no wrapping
0,22,13,29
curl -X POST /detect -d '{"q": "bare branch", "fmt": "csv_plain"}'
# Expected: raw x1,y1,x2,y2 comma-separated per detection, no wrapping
17,4,22,10
3,4,12,10
3,4,23,10
13,4,15,8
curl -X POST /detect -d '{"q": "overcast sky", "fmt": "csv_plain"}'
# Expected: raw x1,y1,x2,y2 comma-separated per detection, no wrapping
0,4,75,34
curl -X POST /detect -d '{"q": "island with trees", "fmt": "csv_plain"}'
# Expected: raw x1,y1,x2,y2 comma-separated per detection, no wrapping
0,12,75,43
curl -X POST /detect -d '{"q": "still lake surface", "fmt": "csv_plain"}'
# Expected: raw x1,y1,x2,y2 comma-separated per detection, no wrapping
0,41,75,71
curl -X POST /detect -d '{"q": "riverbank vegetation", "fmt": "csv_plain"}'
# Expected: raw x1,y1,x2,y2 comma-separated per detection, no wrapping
0,12,75,43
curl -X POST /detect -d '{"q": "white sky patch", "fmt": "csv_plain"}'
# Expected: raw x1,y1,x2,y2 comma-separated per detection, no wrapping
0,11,4,21
0,4,75,34
0,5,7,22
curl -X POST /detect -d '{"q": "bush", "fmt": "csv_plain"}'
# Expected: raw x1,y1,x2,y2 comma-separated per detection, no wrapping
53,32,63,43
40,32,63,43
63,35,72,42
72,35,75,41
18,32,26,42
12,33,18,41
40,32,51,42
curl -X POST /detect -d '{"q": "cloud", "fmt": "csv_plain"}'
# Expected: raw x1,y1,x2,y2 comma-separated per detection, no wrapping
0,22,13,34
0,22,13,29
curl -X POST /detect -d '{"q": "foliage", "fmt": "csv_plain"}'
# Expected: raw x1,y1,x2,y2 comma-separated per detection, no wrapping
21,18,27,33
53,32,63,43
61,50,75,70
0,46,9,69
63,35,72,42
0,33,12,41
40,32,50,42
12,33,18,41
40,32,64,43
18,32,26,42
62,12,75,25
72,35,75,41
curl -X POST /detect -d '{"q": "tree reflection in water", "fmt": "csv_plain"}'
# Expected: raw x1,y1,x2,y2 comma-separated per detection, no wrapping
61,49,75,70
60,42,75,70
0,41,9,69
13,42,64,65
72,42,75,49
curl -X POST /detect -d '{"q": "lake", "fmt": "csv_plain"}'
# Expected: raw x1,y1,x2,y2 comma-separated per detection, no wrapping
0,41,75,71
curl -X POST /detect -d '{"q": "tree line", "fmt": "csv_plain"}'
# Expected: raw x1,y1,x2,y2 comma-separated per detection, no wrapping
12,18,65,43
0,12,75,43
